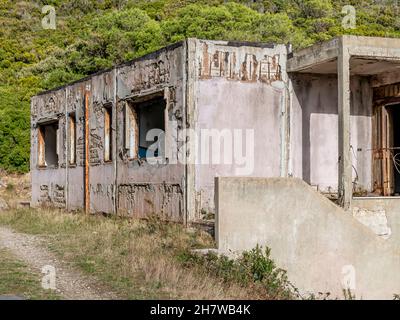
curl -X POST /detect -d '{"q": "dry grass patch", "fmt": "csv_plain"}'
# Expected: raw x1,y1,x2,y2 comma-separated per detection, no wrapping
0,208,257,299
0,247,60,300
0,172,30,209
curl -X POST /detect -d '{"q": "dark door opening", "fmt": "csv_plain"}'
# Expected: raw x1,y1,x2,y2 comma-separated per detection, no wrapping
386,104,400,195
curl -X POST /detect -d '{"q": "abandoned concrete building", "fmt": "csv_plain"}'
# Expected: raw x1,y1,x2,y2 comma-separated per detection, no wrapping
31,38,286,221
31,36,400,298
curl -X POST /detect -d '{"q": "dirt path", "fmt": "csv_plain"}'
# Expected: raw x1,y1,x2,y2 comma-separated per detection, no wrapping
0,226,119,300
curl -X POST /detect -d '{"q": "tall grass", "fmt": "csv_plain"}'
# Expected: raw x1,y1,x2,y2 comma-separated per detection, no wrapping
0,208,278,299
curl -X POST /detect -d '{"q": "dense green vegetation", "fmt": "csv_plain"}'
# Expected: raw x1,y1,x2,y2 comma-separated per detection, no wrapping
1,0,400,172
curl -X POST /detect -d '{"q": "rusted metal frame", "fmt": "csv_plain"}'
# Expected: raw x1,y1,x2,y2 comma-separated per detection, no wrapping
372,103,383,195
372,92,400,196
37,125,45,167
69,114,76,165
84,84,90,214
380,105,395,196
104,106,112,162
382,106,389,196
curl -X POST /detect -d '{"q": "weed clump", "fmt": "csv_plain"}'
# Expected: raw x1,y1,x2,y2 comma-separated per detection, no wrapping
178,245,297,300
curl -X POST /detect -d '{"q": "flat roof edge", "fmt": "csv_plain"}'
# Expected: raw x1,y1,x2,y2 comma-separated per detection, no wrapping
33,40,185,98
33,38,284,99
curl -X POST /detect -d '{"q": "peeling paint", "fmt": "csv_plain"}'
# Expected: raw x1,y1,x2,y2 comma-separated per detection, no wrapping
31,39,287,221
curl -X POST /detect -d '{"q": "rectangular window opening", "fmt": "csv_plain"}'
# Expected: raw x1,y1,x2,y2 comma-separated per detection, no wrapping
125,97,166,159
38,121,59,168
124,102,138,159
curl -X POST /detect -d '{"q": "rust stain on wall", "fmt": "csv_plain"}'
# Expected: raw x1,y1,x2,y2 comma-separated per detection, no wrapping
118,183,183,221
119,58,171,94
199,43,281,83
374,82,400,101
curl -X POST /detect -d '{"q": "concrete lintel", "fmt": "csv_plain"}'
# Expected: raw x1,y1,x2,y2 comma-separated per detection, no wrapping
344,35,400,59
287,38,340,72
288,36,400,74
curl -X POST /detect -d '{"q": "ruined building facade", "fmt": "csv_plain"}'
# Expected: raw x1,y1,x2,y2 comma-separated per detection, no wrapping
32,36,400,227
31,39,286,222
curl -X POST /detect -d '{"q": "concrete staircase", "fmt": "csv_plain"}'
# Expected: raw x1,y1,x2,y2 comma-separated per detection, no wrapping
215,177,400,299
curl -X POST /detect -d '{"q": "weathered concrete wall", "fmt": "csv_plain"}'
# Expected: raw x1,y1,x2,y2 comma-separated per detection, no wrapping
31,86,68,208
88,71,116,214
31,42,186,221
353,198,400,246
194,40,288,217
289,74,373,194
215,177,400,299
116,43,185,221
31,39,291,220
31,71,116,213
65,82,86,211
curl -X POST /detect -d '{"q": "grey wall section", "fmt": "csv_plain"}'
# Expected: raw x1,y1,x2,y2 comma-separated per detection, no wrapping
194,39,288,216
289,74,373,193
215,177,400,299
116,43,186,221
31,39,291,221
65,82,86,210
31,87,68,208
88,71,116,214
31,42,186,221
353,198,400,246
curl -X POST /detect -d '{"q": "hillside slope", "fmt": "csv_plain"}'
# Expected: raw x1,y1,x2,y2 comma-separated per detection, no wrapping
1,0,400,172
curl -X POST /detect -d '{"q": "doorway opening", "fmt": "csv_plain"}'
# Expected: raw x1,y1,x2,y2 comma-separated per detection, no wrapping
373,103,400,196
386,104,400,195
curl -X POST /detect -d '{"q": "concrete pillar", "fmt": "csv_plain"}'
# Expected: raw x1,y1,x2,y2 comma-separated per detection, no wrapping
184,38,198,224
338,39,352,210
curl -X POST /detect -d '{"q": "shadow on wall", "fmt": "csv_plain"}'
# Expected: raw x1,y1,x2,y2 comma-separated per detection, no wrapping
290,73,372,192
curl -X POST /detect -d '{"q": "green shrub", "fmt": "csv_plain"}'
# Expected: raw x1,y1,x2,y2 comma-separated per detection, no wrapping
179,245,297,299
2,0,400,172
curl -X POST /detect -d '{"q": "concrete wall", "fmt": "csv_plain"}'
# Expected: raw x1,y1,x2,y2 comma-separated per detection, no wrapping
116,43,186,221
31,84,70,209
32,39,292,220
215,177,400,299
194,39,288,216
353,198,400,246
31,42,186,221
290,74,373,194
